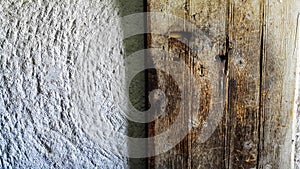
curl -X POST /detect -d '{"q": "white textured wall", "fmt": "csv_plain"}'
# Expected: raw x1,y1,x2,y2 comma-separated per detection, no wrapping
0,0,132,168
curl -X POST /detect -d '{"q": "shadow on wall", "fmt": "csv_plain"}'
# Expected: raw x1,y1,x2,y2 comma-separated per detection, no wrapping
116,0,148,169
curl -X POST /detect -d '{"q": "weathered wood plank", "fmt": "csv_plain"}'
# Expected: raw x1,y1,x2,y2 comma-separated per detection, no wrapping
188,0,227,169
147,0,227,168
226,0,263,168
295,14,300,168
147,1,191,168
147,0,300,168
259,0,300,168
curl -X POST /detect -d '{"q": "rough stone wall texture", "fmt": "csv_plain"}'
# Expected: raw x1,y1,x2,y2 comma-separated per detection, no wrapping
0,0,145,168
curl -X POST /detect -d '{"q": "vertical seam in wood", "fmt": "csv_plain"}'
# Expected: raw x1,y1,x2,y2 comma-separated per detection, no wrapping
146,2,157,168
186,1,193,169
257,0,266,168
186,0,192,168
225,0,231,168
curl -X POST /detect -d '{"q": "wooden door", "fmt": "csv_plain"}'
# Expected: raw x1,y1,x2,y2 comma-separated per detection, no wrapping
147,0,300,168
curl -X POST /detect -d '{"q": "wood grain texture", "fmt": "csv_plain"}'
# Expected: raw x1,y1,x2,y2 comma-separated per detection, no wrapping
147,0,300,168
147,1,190,169
295,15,300,167
188,0,227,169
226,0,263,168
259,1,300,168
147,0,227,168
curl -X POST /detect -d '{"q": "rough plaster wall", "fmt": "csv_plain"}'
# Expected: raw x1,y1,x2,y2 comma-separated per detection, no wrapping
0,0,136,168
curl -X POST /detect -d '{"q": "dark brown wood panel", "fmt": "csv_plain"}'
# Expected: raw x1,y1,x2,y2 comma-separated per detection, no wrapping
226,0,263,168
147,1,191,168
147,0,227,168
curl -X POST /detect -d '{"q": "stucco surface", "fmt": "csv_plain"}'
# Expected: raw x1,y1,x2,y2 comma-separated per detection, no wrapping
0,0,142,168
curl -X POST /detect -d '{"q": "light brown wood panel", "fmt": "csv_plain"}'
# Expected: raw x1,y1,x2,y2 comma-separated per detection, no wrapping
259,0,300,168
188,0,227,168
